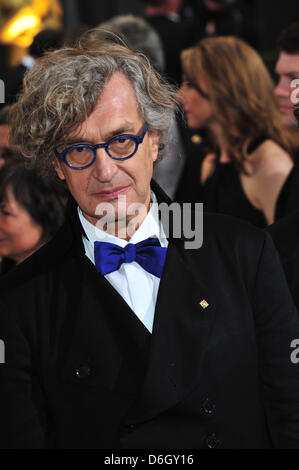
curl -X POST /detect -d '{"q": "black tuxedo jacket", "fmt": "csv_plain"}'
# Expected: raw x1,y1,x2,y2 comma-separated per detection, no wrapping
1,182,299,449
268,210,299,311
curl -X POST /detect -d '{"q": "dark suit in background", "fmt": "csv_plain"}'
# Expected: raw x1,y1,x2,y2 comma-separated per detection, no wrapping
268,210,299,311
145,14,196,85
1,182,299,449
275,150,299,222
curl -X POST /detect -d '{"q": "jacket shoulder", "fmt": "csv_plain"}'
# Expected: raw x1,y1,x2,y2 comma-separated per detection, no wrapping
186,211,270,278
202,211,266,247
267,210,299,260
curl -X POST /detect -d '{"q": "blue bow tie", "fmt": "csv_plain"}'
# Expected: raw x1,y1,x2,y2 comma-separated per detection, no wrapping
94,237,167,278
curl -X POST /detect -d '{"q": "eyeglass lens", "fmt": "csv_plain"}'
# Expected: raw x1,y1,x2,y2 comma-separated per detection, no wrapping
66,136,137,167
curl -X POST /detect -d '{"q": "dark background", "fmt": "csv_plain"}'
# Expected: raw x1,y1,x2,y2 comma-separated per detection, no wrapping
62,0,298,53
0,0,298,76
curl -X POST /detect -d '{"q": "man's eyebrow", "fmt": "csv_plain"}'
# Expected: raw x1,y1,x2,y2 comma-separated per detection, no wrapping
64,123,138,147
102,125,137,141
276,70,299,79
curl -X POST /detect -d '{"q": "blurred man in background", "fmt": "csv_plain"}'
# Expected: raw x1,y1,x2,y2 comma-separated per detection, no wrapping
273,22,299,219
184,0,257,47
139,0,196,84
275,22,299,131
98,14,165,73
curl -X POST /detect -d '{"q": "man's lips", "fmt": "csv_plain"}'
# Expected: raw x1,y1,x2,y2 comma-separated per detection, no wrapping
280,104,294,112
91,185,130,199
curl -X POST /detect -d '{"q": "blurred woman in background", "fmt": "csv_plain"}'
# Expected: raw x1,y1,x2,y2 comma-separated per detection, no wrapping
179,36,297,227
0,106,12,166
0,159,67,273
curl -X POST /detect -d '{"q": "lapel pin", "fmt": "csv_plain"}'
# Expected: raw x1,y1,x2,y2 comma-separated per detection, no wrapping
199,300,209,309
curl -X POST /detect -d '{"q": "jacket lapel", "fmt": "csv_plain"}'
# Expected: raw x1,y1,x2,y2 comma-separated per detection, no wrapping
127,237,216,424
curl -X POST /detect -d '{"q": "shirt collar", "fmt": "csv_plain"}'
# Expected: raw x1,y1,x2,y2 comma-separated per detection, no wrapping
78,191,168,248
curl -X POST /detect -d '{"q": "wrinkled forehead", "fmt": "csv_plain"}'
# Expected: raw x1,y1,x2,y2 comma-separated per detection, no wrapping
66,73,143,143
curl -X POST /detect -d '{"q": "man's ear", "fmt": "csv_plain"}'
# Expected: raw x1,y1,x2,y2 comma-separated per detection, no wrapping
53,160,66,181
149,130,159,163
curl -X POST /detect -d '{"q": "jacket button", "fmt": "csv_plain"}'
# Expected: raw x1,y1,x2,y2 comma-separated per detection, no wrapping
75,365,91,379
205,433,221,449
123,424,136,434
201,398,216,415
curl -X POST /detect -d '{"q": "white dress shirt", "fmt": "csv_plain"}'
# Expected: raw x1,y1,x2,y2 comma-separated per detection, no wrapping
78,192,168,333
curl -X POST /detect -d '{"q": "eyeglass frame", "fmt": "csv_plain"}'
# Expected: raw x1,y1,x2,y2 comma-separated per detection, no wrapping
55,122,149,170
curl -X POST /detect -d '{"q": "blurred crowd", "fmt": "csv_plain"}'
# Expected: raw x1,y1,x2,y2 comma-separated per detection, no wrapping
0,0,298,273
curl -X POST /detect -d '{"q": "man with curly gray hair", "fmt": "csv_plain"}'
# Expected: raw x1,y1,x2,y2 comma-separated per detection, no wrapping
10,40,176,181
2,39,299,450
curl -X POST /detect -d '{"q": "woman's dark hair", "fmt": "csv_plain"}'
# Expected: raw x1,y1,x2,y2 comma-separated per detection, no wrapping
0,159,67,243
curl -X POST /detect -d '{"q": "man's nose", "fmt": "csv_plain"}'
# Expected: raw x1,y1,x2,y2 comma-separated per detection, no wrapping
274,79,290,98
92,147,119,182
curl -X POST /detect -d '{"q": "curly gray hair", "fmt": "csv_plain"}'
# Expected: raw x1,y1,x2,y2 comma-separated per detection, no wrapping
10,40,178,180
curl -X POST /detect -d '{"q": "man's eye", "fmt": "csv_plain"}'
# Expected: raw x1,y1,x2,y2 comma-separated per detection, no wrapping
0,209,10,216
75,147,86,153
116,137,128,144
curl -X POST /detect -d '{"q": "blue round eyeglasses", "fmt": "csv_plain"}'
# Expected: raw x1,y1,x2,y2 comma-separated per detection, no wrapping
55,122,149,170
